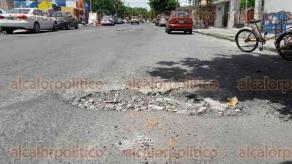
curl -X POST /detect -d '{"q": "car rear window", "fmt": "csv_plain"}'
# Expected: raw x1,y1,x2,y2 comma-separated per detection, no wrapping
8,9,31,14
53,12,63,17
103,16,111,19
172,11,188,17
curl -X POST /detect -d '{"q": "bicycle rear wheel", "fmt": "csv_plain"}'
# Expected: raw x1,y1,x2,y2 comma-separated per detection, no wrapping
235,29,259,53
276,31,292,61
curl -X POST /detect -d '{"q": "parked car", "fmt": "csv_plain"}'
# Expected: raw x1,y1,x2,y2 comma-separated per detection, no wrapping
52,11,78,30
0,9,5,32
0,9,6,15
123,19,129,23
130,17,140,25
115,18,124,24
0,8,57,34
158,16,167,26
155,15,161,26
152,18,156,24
165,11,193,34
101,15,115,26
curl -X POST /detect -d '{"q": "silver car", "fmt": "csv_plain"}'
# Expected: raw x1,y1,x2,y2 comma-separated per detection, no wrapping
0,8,58,34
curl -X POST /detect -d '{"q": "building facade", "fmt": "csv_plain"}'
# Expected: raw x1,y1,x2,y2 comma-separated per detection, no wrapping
11,0,84,10
213,0,229,27
213,0,292,28
263,0,292,13
13,0,66,9
0,0,14,10
212,0,240,28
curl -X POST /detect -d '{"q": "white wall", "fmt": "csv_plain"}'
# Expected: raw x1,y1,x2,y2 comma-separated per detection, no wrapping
215,3,225,27
264,0,292,13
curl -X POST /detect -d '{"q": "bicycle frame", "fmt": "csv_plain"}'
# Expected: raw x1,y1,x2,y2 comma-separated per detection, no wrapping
236,12,292,60
250,23,278,44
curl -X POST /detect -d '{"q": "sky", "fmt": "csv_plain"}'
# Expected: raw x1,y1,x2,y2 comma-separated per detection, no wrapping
124,0,190,10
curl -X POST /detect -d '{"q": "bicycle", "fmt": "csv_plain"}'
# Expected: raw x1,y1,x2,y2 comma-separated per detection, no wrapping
235,13,292,61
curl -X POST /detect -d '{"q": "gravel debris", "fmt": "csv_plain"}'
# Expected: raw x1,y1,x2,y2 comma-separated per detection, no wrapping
66,89,247,116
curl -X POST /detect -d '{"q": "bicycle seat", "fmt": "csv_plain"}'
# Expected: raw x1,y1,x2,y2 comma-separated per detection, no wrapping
249,19,261,24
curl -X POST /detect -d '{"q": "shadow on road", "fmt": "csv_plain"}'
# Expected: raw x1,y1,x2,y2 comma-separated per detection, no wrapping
6,30,56,35
148,53,292,118
168,31,193,35
279,161,292,164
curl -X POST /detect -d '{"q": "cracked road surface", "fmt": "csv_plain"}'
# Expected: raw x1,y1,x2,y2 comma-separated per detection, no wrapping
0,24,291,164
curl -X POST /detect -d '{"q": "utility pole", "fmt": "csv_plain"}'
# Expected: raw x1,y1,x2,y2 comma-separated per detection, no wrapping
254,0,262,20
89,0,92,12
245,0,248,10
114,0,117,17
245,0,248,24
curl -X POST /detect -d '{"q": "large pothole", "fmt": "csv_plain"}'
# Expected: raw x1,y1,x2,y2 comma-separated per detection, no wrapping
64,89,248,117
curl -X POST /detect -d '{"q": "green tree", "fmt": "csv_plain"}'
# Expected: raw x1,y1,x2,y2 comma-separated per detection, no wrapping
148,0,179,13
240,0,255,9
85,0,149,18
85,0,124,15
123,7,149,18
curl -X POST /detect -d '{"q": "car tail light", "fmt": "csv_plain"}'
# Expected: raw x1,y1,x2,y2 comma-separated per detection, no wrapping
0,15,4,19
17,15,28,20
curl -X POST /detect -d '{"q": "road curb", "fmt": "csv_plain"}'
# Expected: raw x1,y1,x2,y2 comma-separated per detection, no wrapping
193,30,235,42
193,30,277,53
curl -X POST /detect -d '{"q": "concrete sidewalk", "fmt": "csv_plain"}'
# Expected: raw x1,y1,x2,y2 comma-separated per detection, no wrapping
193,27,277,52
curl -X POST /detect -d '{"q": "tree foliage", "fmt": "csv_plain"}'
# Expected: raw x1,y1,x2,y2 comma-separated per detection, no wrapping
148,0,179,13
240,0,255,9
124,7,149,17
85,0,149,18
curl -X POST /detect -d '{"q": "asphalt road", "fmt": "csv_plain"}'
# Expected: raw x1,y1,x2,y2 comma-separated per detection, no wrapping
0,24,291,164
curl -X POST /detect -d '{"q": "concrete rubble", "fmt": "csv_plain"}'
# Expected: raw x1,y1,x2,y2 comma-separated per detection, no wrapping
67,89,247,116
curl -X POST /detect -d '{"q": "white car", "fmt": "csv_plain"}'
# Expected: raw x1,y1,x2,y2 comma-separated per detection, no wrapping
101,16,115,26
158,17,167,26
130,17,140,24
0,9,6,15
0,8,57,34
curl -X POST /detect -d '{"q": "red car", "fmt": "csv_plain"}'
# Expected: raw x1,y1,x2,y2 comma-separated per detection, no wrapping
165,11,193,34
